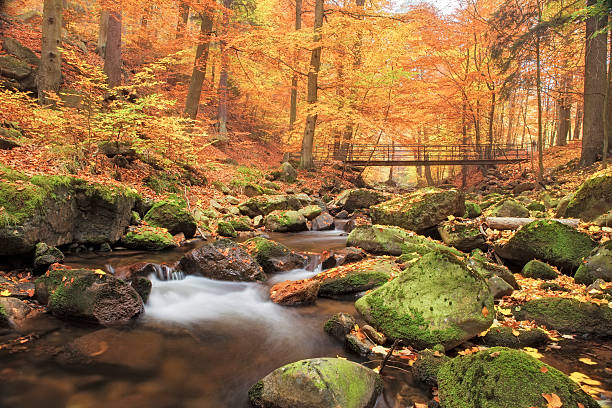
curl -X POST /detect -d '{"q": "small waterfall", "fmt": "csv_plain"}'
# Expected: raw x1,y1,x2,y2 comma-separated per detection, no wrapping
153,264,185,281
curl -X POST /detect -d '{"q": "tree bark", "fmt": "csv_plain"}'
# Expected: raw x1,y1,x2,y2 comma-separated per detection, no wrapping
300,0,324,170
184,13,214,120
104,11,122,88
176,2,190,39
581,0,607,166
574,101,583,139
535,4,544,181
96,10,109,57
556,75,572,146
289,0,302,132
39,0,63,105
217,0,232,143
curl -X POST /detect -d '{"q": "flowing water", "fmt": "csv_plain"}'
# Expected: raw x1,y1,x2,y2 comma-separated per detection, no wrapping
0,229,610,407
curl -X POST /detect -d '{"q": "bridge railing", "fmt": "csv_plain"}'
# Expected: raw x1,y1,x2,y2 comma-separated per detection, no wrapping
314,143,530,163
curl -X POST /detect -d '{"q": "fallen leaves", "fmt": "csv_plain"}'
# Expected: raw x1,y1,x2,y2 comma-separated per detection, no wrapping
578,357,597,366
482,306,489,317
0,289,10,297
542,393,562,408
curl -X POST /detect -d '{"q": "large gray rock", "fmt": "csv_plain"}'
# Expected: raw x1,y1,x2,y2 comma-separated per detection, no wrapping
279,162,297,183
239,194,313,217
0,54,31,80
370,188,465,233
143,200,197,238
249,358,383,408
33,242,64,272
0,174,138,256
561,172,612,221
331,189,386,213
178,239,266,281
35,268,144,325
264,210,308,232
355,251,493,350
244,237,307,274
574,240,612,285
438,220,486,252
2,37,40,66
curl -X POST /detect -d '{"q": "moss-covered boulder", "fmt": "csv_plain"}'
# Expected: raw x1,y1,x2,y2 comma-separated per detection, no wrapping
527,201,546,212
522,260,558,280
575,240,612,285
35,267,144,325
487,276,514,299
143,200,197,238
355,251,493,350
332,189,386,213
479,326,549,349
312,212,335,231
244,237,307,273
299,205,322,220
437,348,599,408
468,250,519,289
249,358,383,408
178,239,265,281
0,169,138,255
488,199,529,218
33,242,64,273
279,162,298,183
130,276,152,303
314,258,399,297
264,210,308,232
412,350,451,386
513,297,612,336
222,215,253,231
562,171,612,221
494,220,596,271
347,225,462,259
121,225,177,251
238,194,313,217
324,312,356,342
438,220,486,252
217,220,237,238
2,37,40,66
370,188,465,233
464,201,482,218
0,54,31,80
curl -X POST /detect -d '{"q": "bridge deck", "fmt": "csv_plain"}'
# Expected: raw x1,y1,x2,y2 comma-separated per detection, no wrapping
303,143,531,167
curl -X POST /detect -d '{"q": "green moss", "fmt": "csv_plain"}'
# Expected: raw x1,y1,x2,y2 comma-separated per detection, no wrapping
468,250,518,289
223,215,252,231
487,199,529,218
264,210,307,232
144,199,197,237
480,326,549,349
527,201,546,212
217,221,237,238
316,258,398,296
143,173,181,194
122,226,176,251
412,350,451,386
464,201,482,218
565,172,612,220
574,240,612,285
522,260,558,280
437,347,599,408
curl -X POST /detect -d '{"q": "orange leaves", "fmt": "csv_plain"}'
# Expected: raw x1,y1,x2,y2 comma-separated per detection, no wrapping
540,366,548,373
482,306,489,318
542,393,562,408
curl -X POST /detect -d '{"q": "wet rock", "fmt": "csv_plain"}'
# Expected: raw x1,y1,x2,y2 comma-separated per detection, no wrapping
346,332,375,357
217,220,237,238
239,194,313,217
362,325,386,345
331,189,387,213
315,258,399,297
347,224,462,259
370,188,465,233
487,276,514,299
59,328,163,374
130,276,152,303
33,242,64,273
249,358,383,408
144,200,197,238
495,220,596,272
264,210,308,232
279,162,297,183
0,374,75,408
468,250,519,290
438,220,486,252
299,204,322,220
178,239,265,281
324,313,356,342
35,267,144,325
521,260,558,280
412,350,451,386
574,240,612,285
488,199,530,218
480,326,549,349
311,212,335,231
0,175,137,256
437,348,599,408
244,237,307,273
355,251,493,350
121,225,177,251
336,210,349,219
561,172,612,221
321,247,367,269
0,297,32,330
269,279,320,306
113,262,157,280
223,215,253,231
514,297,612,336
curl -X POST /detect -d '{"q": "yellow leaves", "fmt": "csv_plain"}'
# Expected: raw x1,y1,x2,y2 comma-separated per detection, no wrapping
542,393,562,408
578,357,597,366
569,372,605,398
371,345,388,355
0,289,11,297
522,347,543,359
93,269,107,277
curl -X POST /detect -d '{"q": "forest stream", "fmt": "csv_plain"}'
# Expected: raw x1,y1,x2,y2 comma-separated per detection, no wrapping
1,229,610,408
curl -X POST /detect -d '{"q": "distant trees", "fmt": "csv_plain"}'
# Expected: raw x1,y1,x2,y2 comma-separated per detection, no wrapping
38,0,63,105
184,11,214,120
104,10,122,87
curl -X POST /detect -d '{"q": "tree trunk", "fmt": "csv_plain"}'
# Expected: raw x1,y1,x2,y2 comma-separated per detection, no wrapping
289,0,302,132
176,2,189,39
217,0,232,143
39,0,63,105
574,101,583,140
104,11,122,88
604,19,612,169
535,6,544,181
300,0,324,170
556,74,572,146
581,0,607,166
96,10,108,57
184,13,214,120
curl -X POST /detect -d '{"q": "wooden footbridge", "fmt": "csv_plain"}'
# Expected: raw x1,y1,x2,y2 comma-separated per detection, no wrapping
292,143,531,167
